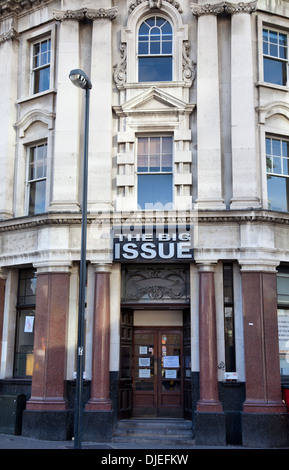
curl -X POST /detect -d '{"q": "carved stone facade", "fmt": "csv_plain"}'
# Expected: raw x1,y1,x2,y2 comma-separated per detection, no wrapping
0,0,289,448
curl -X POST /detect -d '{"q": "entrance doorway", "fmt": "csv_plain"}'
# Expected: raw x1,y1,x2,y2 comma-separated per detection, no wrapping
133,328,183,417
118,309,192,420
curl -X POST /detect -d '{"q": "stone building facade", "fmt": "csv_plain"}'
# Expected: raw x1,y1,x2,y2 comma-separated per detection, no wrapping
0,0,289,447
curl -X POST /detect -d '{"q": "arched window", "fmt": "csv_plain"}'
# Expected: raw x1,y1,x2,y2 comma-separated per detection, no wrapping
138,16,173,82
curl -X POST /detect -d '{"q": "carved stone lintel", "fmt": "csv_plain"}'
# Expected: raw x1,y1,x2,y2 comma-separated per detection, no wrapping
0,28,19,44
53,7,117,22
191,1,257,16
129,0,183,15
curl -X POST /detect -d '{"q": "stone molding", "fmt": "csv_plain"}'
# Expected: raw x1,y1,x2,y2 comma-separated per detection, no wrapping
1,210,289,234
53,7,117,22
0,27,19,44
0,0,50,17
191,1,257,16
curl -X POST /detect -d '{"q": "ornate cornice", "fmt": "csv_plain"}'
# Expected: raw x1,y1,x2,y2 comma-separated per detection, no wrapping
191,1,257,16
0,27,19,44
53,7,117,22
128,0,183,15
1,210,289,234
0,0,50,17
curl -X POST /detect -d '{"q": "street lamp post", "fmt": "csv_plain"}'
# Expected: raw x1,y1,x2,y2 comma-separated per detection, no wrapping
69,69,92,450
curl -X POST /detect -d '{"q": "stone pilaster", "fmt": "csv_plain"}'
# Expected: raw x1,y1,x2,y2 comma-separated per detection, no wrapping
191,5,225,210
229,2,261,209
0,27,19,219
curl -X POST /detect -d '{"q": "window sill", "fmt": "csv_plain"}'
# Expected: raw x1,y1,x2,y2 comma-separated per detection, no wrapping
17,89,57,104
257,81,289,92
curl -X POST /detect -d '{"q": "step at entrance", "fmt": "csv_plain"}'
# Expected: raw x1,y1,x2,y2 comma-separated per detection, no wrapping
112,418,194,445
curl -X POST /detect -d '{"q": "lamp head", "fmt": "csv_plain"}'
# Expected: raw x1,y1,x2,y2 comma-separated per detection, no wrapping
69,69,92,90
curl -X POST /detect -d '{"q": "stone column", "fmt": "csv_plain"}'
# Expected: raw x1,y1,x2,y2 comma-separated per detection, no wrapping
85,264,112,411
229,2,261,209
241,266,288,447
22,264,71,440
49,13,81,212
195,262,226,446
0,269,7,367
26,265,71,411
191,4,225,210
196,263,223,412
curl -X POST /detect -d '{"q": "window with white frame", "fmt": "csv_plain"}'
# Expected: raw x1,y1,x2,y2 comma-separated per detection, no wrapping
31,37,51,94
138,16,173,82
263,28,288,86
266,136,289,212
27,143,47,215
137,136,173,209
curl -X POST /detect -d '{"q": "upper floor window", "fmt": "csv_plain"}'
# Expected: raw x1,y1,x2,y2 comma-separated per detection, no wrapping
138,16,173,82
263,28,288,86
27,143,47,215
137,136,173,209
266,136,289,212
32,37,51,94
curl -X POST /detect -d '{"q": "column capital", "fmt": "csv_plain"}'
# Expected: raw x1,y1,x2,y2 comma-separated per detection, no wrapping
91,262,112,274
191,1,257,16
53,7,117,22
33,261,72,274
239,260,280,273
196,261,218,272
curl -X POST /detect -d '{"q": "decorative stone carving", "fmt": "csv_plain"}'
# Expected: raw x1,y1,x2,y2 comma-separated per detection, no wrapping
129,0,182,15
0,28,19,44
182,41,196,84
122,265,190,302
53,7,117,22
113,43,127,87
191,1,257,16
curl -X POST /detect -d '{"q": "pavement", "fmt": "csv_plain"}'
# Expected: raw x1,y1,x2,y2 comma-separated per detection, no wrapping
0,432,288,452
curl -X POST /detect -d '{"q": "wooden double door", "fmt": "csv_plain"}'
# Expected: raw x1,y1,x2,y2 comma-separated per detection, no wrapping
133,327,183,417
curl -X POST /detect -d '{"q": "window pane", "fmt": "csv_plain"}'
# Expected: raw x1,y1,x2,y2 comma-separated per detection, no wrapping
138,174,173,209
264,57,287,86
34,66,50,93
14,309,35,377
267,175,289,212
29,180,46,215
139,56,172,82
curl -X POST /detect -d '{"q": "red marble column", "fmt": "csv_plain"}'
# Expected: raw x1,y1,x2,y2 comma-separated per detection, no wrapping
85,265,112,411
26,270,70,411
241,270,287,413
196,263,223,412
0,272,6,367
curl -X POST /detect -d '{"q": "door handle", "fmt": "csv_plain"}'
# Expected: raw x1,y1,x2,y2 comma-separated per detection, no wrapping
154,360,157,376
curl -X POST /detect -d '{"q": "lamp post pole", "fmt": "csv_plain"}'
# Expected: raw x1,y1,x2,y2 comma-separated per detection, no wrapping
69,69,92,450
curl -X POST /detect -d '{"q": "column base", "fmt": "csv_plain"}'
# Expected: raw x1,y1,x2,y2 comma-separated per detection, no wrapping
195,411,226,446
230,197,261,210
195,198,226,211
83,410,114,442
85,398,112,412
22,409,73,441
242,412,289,448
196,399,223,413
243,399,287,414
26,397,68,411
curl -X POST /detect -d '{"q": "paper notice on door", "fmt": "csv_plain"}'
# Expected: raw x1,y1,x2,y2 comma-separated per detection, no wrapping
163,356,179,368
24,316,34,333
165,369,177,379
139,346,147,354
139,357,150,367
139,369,151,378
